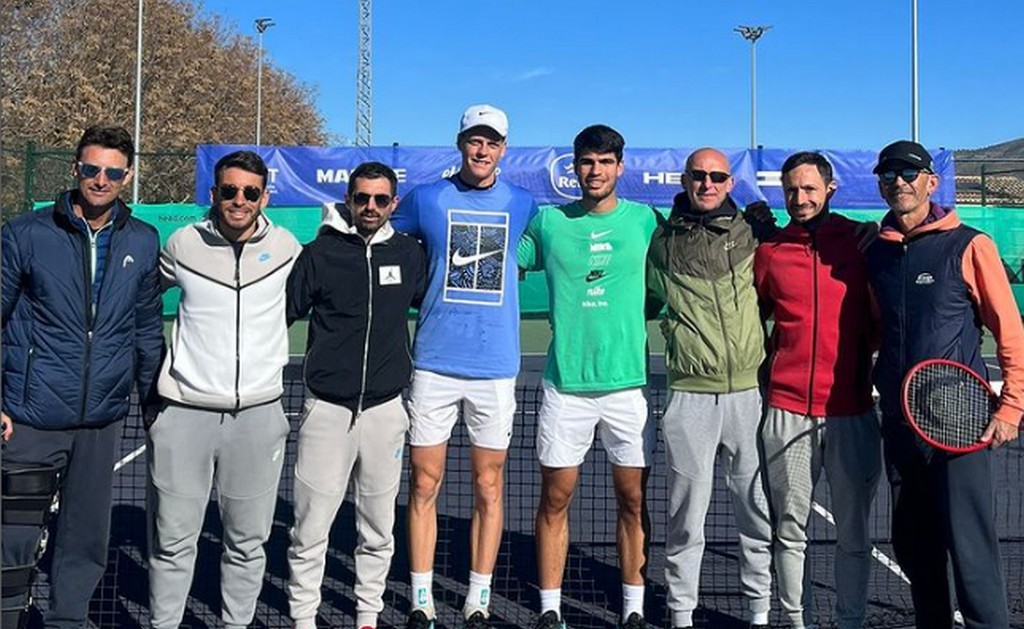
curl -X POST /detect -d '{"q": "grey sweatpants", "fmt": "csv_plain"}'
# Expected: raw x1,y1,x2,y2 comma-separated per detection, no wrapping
762,407,881,629
147,401,290,629
662,389,773,628
287,395,408,629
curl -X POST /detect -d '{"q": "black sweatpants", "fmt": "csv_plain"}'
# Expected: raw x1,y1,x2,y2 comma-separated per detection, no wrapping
1,421,122,629
882,415,1009,629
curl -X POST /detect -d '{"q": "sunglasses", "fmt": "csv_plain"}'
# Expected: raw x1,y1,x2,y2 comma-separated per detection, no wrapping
351,192,393,207
688,169,731,184
218,184,263,202
878,168,928,185
77,162,128,181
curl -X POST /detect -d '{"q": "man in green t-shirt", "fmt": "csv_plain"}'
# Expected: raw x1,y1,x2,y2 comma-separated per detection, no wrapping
518,125,658,629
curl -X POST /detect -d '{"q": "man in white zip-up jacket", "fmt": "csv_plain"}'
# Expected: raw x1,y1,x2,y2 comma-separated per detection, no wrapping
147,150,302,629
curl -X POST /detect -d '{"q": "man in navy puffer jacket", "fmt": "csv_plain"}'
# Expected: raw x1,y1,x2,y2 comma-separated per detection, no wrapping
1,126,164,629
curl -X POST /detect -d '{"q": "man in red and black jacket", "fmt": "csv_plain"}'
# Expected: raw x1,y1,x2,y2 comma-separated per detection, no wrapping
867,140,1022,627
754,152,881,629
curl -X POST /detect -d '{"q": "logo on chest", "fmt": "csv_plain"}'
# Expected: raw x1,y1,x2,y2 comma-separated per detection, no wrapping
915,272,935,286
379,265,402,286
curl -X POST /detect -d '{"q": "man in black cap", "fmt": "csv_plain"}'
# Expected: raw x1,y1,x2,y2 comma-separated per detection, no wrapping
865,139,1022,627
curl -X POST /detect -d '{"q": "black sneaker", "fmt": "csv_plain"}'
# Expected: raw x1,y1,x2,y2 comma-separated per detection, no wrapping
533,610,567,629
406,610,435,629
465,611,491,629
620,612,647,629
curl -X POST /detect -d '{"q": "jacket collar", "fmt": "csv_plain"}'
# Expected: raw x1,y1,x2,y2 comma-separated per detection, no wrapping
54,190,130,233
198,211,273,244
667,192,739,229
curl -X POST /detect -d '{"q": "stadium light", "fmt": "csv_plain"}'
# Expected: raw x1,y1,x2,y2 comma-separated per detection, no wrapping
254,18,275,146
132,0,144,203
734,25,772,149
911,0,919,141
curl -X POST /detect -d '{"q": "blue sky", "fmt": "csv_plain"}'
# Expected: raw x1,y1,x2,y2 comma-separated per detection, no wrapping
199,0,1023,151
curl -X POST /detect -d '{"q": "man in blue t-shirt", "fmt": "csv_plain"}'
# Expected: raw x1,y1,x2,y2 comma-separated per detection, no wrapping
391,104,538,629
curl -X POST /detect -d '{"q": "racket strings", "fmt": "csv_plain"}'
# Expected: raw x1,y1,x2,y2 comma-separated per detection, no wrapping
906,363,994,449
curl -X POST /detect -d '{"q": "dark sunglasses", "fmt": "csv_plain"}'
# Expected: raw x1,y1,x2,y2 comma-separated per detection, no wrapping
77,162,128,181
878,168,928,185
688,169,731,184
352,192,393,207
218,184,263,202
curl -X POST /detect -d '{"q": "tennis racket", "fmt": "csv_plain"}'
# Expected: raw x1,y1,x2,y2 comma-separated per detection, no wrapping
901,359,996,453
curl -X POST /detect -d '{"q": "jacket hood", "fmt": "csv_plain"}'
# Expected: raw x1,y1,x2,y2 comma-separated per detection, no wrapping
320,201,395,245
878,202,960,243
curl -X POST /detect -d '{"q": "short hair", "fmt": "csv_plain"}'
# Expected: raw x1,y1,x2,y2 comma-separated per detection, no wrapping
214,150,269,188
781,151,833,184
573,125,625,162
76,126,135,166
347,161,398,197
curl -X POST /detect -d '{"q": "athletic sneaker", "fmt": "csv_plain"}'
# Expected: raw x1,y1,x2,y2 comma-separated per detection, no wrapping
406,610,434,629
464,611,491,628
533,610,567,629
620,612,647,628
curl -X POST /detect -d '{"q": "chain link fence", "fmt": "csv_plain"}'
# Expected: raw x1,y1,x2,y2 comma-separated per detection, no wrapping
955,158,1024,207
1,143,195,220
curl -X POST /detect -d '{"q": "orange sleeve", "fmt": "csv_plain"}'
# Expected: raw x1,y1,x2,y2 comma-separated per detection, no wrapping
963,235,1024,426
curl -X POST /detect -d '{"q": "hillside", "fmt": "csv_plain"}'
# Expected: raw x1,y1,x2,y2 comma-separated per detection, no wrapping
955,137,1024,175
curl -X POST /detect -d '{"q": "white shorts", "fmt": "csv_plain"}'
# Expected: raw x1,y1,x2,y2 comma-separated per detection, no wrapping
407,369,517,450
536,380,653,468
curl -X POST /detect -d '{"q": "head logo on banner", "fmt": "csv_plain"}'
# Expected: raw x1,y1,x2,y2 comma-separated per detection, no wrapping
196,145,954,210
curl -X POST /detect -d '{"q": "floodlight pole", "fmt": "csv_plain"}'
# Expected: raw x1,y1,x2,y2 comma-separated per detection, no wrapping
911,0,919,141
254,18,275,146
132,0,143,203
735,25,772,149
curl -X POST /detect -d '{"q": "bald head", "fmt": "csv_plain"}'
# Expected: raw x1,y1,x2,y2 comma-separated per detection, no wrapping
683,147,734,212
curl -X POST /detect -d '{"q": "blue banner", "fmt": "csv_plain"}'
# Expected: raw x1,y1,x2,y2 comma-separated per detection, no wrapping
753,148,955,209
196,145,955,210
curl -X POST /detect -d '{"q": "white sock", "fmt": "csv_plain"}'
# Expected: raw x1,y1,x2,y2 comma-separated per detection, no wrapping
750,609,770,625
411,570,434,614
622,583,644,620
464,571,492,617
539,588,561,615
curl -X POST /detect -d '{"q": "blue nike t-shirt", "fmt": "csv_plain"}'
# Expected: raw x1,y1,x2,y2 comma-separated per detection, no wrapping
392,175,538,379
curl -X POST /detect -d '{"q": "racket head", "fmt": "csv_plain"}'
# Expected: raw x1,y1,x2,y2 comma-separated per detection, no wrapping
901,358,996,454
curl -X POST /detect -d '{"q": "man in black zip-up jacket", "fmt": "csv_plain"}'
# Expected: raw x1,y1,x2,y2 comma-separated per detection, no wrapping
1,126,163,629
285,162,426,629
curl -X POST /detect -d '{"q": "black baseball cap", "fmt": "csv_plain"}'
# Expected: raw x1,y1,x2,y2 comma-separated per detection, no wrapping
873,140,933,174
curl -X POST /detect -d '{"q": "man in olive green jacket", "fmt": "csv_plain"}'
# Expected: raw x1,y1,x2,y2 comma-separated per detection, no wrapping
647,148,773,629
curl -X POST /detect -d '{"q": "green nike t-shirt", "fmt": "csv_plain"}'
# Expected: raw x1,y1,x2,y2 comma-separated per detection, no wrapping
518,198,658,392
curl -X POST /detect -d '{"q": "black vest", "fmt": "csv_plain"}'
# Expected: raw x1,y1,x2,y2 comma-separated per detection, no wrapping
866,224,985,417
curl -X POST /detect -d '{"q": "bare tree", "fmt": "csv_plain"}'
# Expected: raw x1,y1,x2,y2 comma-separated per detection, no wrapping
1,0,330,212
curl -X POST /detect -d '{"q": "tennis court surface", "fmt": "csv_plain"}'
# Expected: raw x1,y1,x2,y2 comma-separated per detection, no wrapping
22,360,1024,628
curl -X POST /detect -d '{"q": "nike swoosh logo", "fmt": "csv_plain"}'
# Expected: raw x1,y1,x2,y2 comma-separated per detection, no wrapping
590,230,613,239
452,249,502,267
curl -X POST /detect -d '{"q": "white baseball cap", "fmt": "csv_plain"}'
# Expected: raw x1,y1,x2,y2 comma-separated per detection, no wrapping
458,104,509,138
